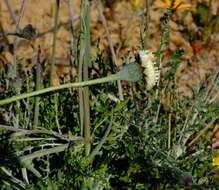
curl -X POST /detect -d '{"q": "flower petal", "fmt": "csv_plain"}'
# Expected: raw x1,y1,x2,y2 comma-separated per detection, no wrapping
165,0,172,8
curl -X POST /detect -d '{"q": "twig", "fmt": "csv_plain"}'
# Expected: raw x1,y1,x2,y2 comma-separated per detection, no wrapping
90,109,114,158
49,0,61,137
168,112,171,149
14,137,57,142
188,116,219,147
187,116,219,148
178,104,195,144
67,0,78,80
3,0,18,27
1,167,26,189
203,66,219,103
33,46,42,129
95,0,124,100
20,144,69,162
12,0,27,70
54,94,62,134
0,124,83,142
50,0,60,85
155,84,168,123
16,0,27,32
67,0,76,36
8,0,27,130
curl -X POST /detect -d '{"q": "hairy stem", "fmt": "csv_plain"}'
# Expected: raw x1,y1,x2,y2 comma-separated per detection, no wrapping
0,74,118,105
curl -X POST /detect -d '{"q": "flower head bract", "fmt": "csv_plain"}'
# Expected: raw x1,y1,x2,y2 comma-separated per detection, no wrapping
137,50,160,90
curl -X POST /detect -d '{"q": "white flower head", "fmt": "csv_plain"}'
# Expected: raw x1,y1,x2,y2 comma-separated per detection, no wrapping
137,50,160,90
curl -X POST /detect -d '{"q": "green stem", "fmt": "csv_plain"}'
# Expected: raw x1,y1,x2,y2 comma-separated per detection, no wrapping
0,74,118,105
83,0,91,156
79,0,91,155
78,1,85,137
155,9,172,98
140,0,150,49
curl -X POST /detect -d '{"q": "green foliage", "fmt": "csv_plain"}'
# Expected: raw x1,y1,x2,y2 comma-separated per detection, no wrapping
194,2,219,44
196,3,209,26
